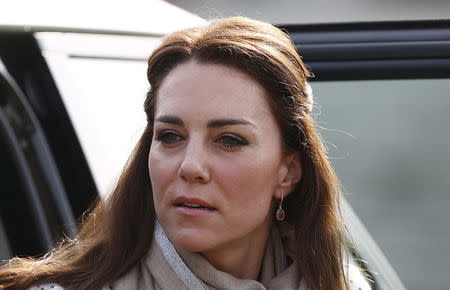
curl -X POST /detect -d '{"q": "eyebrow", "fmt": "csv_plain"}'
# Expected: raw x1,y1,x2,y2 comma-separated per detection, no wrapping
154,115,255,128
207,118,255,128
155,115,183,125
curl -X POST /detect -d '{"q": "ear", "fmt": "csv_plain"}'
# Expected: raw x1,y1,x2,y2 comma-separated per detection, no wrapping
275,153,302,199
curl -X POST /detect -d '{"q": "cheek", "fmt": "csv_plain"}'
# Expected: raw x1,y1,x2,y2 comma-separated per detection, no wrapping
217,157,278,234
217,153,280,208
148,149,177,204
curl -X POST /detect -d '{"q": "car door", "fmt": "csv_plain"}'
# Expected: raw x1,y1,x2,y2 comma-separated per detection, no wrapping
0,32,98,260
281,20,450,289
0,60,76,258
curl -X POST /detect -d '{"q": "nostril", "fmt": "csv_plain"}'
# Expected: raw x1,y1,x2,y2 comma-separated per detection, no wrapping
179,171,207,183
193,176,205,183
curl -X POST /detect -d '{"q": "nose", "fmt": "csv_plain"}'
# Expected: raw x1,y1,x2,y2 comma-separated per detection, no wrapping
178,140,210,184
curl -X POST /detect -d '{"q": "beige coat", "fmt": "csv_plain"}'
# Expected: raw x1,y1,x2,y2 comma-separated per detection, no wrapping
31,224,370,290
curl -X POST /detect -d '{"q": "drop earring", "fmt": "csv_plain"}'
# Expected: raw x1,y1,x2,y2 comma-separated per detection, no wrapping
276,194,285,221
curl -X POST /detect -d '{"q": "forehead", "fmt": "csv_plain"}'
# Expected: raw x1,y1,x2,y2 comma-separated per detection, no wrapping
155,60,275,122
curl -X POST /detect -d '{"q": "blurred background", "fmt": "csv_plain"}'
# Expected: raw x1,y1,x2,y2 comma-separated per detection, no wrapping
2,1,450,289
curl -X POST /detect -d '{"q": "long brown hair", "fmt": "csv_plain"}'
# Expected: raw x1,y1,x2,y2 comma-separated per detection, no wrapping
0,17,348,290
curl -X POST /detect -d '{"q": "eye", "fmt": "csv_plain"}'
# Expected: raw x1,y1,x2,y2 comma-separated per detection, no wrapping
156,130,183,145
216,134,249,148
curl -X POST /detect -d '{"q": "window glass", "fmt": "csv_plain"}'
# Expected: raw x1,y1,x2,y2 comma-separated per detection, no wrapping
312,79,450,289
0,216,12,260
37,33,159,196
56,57,148,195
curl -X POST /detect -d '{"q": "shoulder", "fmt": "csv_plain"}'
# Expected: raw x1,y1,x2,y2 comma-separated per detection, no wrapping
346,264,372,290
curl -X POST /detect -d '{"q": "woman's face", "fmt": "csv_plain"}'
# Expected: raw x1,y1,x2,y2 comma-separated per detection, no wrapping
148,60,300,253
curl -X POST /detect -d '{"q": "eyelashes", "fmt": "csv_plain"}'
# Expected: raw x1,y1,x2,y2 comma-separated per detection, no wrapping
216,134,249,148
156,130,183,145
155,130,249,150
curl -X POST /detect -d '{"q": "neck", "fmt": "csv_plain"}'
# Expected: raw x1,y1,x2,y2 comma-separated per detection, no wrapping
200,219,272,280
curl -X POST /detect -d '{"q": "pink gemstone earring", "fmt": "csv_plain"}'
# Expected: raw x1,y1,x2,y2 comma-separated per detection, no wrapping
276,194,285,221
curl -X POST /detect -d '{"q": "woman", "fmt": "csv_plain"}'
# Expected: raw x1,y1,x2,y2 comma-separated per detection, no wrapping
0,17,370,290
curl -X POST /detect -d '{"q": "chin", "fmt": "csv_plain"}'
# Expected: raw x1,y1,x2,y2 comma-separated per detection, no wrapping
167,227,218,252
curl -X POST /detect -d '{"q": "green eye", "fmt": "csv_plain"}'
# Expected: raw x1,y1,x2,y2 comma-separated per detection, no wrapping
156,131,183,144
217,134,249,147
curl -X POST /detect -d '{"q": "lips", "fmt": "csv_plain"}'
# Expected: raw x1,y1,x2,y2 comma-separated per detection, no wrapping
173,196,216,211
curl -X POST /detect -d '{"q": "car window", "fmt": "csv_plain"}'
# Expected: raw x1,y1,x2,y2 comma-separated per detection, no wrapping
61,57,148,195
312,78,450,290
0,217,12,260
37,33,156,195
